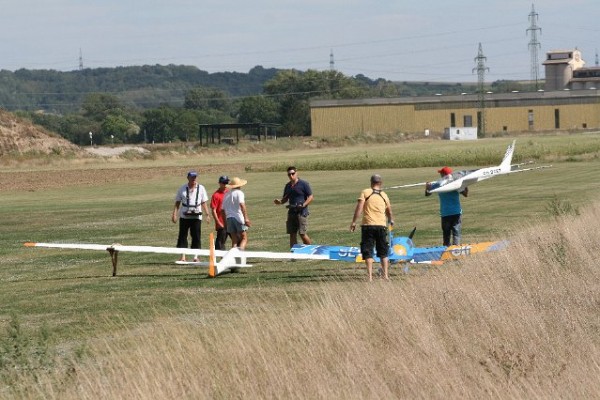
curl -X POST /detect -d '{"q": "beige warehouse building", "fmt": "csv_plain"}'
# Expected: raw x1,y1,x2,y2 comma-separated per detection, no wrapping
310,49,600,138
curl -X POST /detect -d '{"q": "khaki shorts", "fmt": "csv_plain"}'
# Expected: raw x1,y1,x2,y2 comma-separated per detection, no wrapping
286,214,309,235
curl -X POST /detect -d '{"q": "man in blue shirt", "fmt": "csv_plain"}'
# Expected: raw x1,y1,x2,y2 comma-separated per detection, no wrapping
425,166,468,246
274,166,314,248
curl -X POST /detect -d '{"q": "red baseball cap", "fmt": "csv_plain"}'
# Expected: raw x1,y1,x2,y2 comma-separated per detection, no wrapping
437,166,453,175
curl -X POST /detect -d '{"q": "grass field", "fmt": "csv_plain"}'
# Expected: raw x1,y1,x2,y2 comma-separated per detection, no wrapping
1,134,599,398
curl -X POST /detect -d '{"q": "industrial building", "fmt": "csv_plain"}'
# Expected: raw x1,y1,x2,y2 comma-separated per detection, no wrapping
310,50,600,138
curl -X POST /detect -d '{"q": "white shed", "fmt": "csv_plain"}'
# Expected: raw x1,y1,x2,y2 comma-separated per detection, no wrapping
443,127,478,140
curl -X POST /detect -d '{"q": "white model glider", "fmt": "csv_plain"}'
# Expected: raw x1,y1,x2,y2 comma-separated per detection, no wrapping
24,233,328,277
386,140,552,193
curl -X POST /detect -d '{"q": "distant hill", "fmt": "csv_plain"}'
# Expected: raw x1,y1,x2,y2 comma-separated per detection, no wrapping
0,65,281,114
0,64,522,120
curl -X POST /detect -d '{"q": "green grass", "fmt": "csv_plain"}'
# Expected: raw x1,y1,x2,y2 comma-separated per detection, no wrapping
1,133,600,378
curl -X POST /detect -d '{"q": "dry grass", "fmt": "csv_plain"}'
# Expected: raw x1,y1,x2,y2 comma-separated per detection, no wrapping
12,203,600,399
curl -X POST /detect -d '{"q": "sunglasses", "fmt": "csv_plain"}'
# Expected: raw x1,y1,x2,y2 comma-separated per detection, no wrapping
287,171,296,176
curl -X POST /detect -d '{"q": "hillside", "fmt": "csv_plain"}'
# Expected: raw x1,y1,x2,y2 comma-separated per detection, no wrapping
0,109,82,155
0,65,281,114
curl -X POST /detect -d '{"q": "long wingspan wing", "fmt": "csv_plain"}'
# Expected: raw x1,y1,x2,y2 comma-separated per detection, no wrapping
24,242,328,260
24,241,328,278
24,242,224,257
384,182,428,190
504,165,552,174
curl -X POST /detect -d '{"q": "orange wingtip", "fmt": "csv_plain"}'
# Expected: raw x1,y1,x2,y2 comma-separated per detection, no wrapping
208,232,216,278
24,242,37,247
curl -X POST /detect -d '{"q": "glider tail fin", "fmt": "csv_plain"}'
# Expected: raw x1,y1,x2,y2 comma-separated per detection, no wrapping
500,140,516,172
408,227,417,240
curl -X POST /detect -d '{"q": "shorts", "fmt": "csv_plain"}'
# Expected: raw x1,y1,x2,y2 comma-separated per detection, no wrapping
226,218,248,234
360,225,389,260
286,213,309,235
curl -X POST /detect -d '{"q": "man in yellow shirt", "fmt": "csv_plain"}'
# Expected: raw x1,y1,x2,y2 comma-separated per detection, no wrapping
350,174,395,281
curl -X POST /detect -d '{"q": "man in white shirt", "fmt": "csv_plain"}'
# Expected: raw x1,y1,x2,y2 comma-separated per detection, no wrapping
172,170,210,261
222,177,251,250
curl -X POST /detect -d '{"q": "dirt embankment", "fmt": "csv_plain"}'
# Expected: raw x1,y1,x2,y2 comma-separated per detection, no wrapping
0,109,83,155
0,109,264,191
0,110,180,191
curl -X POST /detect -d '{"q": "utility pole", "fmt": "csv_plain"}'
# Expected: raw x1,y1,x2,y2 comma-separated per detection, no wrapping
79,48,84,70
527,4,542,90
473,43,489,138
329,49,335,71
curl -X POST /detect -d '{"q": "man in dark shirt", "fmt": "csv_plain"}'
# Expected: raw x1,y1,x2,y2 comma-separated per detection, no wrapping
274,166,314,248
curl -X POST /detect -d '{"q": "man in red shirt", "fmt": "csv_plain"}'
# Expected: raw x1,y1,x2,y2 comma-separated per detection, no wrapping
210,175,230,250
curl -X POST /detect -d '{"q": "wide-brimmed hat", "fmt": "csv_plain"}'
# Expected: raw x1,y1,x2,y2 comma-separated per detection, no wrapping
227,177,247,188
437,166,453,176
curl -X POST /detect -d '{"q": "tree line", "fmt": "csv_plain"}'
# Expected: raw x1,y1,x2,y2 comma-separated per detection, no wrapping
0,64,526,144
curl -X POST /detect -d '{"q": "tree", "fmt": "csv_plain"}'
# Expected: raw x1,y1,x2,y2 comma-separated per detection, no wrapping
263,69,367,136
173,110,199,142
236,96,279,123
141,107,177,143
491,80,528,93
184,87,230,112
101,115,140,143
81,93,125,122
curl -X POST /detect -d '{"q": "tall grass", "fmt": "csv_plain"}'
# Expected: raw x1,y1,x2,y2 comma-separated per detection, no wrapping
9,202,600,399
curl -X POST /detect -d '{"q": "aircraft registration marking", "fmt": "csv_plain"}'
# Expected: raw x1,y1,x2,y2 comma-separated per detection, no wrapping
449,245,472,256
337,247,360,257
482,168,501,176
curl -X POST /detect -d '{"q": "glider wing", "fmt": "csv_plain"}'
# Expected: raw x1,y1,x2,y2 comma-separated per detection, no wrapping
24,238,328,277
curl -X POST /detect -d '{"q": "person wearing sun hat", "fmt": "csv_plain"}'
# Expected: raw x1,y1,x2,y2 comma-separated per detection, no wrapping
172,170,210,262
222,177,250,250
210,175,231,250
425,166,469,246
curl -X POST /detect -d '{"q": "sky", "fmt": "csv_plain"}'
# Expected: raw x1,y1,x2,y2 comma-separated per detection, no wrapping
2,0,598,83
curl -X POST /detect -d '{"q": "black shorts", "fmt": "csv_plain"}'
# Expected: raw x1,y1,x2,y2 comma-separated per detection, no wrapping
360,225,389,260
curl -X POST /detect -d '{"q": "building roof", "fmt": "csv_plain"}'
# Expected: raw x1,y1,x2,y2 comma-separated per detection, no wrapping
310,89,600,108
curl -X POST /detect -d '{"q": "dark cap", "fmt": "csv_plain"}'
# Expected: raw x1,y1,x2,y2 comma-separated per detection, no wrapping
187,170,198,178
218,175,230,184
370,174,382,184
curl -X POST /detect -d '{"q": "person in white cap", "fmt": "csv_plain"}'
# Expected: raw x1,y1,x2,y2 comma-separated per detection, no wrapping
172,170,210,261
222,177,251,250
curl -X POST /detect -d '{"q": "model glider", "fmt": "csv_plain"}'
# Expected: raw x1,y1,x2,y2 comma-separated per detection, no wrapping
24,233,328,277
386,140,552,193
25,228,506,277
291,228,508,267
